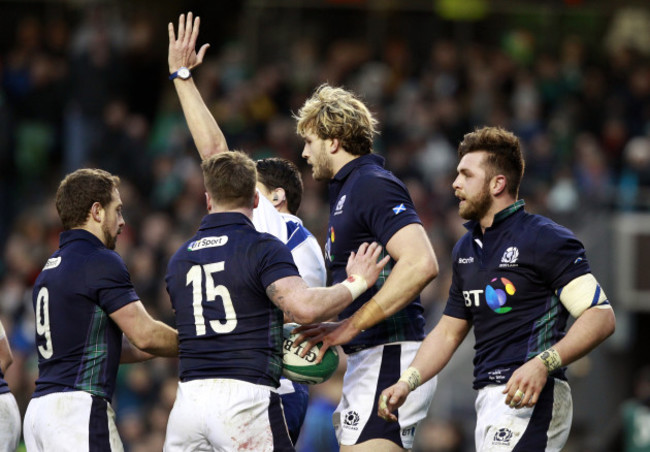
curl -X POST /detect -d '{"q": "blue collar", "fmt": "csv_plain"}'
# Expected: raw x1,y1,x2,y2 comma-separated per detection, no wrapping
59,229,105,248
198,212,254,231
463,199,526,232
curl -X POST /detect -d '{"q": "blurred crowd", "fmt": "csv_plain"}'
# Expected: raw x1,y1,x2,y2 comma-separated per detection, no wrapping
1,3,650,452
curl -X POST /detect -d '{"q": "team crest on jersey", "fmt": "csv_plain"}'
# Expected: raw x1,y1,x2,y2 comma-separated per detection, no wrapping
43,256,61,270
499,246,519,267
334,195,347,216
492,427,514,446
343,410,360,430
187,235,228,251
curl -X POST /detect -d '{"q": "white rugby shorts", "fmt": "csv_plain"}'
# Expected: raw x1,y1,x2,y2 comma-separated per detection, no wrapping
23,391,122,452
164,378,294,452
475,379,572,451
334,342,437,449
0,392,21,452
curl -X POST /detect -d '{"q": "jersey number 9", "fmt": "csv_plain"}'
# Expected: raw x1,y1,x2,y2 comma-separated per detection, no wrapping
35,287,54,359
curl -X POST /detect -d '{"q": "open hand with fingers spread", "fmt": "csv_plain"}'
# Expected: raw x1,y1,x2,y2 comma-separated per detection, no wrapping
168,12,210,75
345,242,391,290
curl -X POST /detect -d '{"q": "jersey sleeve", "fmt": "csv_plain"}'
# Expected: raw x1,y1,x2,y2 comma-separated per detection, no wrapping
256,234,301,288
443,252,472,320
252,189,288,243
356,174,421,246
84,250,139,314
534,223,591,290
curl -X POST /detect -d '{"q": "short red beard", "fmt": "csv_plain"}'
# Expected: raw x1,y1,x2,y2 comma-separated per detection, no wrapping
459,182,492,221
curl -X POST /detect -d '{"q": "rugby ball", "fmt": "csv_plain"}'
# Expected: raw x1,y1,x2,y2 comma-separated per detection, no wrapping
282,323,339,385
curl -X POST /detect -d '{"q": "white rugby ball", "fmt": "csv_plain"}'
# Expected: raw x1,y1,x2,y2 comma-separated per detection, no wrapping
282,323,339,385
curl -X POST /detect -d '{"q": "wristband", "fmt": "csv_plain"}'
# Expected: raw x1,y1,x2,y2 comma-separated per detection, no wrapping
340,274,368,301
350,298,386,332
537,347,562,373
398,367,422,392
0,321,5,340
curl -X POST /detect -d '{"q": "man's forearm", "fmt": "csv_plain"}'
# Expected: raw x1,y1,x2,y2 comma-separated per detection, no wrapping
174,79,228,159
372,254,436,318
551,306,615,368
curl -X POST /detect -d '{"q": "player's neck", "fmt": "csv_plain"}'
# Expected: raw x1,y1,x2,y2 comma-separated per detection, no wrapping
331,150,360,176
76,224,108,247
209,204,254,220
479,196,516,233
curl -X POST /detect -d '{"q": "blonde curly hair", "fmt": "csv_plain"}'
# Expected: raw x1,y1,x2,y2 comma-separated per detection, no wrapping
294,84,378,156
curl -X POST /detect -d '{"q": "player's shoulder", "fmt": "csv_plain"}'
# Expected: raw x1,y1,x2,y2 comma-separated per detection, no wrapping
82,246,125,269
354,163,402,187
521,212,577,242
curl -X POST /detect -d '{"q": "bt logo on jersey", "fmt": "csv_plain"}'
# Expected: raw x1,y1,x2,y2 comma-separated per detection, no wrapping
462,276,517,314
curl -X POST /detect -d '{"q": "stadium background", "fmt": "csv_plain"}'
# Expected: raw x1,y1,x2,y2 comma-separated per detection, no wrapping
1,0,649,450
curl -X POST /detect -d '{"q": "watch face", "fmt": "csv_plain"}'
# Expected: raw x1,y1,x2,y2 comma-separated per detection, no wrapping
178,67,191,79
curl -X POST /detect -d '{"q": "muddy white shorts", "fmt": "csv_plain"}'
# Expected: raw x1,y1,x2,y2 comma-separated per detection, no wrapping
23,391,122,452
334,342,437,449
164,378,294,451
0,392,21,452
475,378,572,451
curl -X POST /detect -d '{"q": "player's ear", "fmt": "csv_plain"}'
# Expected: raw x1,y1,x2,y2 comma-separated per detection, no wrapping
329,138,340,154
253,190,260,209
272,188,285,207
492,175,507,196
90,202,103,223
205,192,212,213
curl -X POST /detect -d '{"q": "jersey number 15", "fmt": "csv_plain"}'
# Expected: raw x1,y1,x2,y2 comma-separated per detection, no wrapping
186,262,237,336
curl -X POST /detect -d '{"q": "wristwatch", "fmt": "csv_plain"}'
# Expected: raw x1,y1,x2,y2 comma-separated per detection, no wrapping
169,67,191,81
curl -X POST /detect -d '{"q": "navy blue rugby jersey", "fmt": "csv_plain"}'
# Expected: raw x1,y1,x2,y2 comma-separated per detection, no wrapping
326,154,426,353
444,201,592,389
166,213,300,388
31,230,139,400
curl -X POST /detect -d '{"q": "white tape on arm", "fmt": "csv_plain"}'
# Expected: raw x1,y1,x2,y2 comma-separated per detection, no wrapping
0,321,5,341
340,274,368,301
398,367,422,392
557,273,611,318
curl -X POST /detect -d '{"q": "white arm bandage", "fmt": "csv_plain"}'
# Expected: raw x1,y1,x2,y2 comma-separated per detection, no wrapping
557,273,611,318
0,321,5,341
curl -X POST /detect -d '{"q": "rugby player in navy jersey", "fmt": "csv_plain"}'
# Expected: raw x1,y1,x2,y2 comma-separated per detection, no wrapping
167,13,439,450
0,319,21,452
292,85,440,451
162,151,388,451
379,126,616,451
167,13,328,444
23,168,179,451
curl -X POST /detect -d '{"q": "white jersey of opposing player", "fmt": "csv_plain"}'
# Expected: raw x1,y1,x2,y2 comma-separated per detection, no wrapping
252,191,326,288
280,213,326,289
252,190,288,243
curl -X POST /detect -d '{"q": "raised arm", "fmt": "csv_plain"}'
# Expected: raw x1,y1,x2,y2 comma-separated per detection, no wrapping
168,12,227,159
110,301,179,359
267,242,390,325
